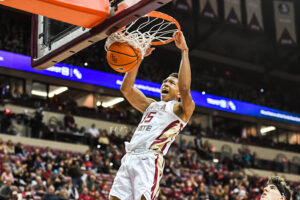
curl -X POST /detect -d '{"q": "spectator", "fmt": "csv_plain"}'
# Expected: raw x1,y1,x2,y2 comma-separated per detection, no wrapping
43,164,53,180
24,154,35,172
31,107,44,138
52,169,63,190
0,113,13,134
83,155,93,172
57,167,66,183
79,187,94,200
42,147,54,163
86,124,99,149
69,160,83,191
194,133,203,153
293,185,300,200
99,159,112,174
98,130,110,150
92,155,102,173
12,160,25,185
66,179,79,199
22,185,34,199
21,171,31,186
14,142,25,157
87,175,99,191
32,148,41,162
81,166,88,183
182,180,193,196
32,176,47,196
55,151,65,163
202,140,213,160
5,140,14,155
1,166,14,184
57,184,70,200
94,191,102,200
42,185,59,200
0,139,7,154
2,154,13,170
34,156,45,170
0,180,13,200
64,111,76,131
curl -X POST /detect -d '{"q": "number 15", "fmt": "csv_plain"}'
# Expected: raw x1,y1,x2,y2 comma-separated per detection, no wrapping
141,112,156,123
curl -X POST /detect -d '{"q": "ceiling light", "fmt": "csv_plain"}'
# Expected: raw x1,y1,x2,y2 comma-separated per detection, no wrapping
31,90,47,97
102,97,124,108
260,126,276,135
48,87,68,97
96,101,101,106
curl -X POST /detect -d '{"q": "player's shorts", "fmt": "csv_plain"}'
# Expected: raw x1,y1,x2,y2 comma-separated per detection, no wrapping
109,149,164,200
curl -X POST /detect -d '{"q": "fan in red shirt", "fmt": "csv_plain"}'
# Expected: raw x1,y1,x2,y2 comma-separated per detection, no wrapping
84,155,94,171
22,185,34,199
79,187,95,200
43,164,53,180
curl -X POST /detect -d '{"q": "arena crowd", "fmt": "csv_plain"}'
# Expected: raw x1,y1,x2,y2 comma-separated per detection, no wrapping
0,134,298,200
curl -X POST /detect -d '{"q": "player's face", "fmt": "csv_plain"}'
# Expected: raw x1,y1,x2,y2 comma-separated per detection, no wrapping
161,76,180,101
261,185,284,200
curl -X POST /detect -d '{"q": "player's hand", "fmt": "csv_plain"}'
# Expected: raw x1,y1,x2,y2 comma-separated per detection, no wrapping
144,47,155,57
173,31,188,51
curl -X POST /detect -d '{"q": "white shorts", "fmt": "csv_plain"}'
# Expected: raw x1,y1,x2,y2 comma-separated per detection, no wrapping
109,150,164,200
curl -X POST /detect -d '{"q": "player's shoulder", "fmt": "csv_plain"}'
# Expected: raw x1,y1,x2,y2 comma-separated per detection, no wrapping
143,99,157,112
173,101,190,123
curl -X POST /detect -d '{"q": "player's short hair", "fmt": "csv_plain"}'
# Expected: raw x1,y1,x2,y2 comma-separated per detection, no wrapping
169,73,178,79
267,176,291,200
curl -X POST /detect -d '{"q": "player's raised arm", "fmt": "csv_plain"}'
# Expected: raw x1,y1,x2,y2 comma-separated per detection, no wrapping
174,31,195,122
120,47,155,113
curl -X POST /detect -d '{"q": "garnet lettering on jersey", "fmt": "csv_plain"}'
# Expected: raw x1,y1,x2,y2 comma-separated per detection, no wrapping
136,103,167,132
137,125,153,132
144,112,156,123
137,111,157,132
140,112,157,124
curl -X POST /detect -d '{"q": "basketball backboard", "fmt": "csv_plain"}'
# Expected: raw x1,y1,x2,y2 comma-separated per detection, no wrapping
31,0,172,70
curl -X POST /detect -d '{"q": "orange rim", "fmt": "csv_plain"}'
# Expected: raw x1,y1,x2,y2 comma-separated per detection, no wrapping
145,11,181,45
117,11,181,46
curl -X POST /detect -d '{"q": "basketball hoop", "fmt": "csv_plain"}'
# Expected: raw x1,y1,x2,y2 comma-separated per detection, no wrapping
105,11,181,59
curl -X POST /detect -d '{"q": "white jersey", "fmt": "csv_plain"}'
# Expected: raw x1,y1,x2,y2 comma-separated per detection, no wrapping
125,100,187,155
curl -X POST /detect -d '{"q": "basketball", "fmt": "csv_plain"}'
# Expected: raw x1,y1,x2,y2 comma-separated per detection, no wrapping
106,42,141,73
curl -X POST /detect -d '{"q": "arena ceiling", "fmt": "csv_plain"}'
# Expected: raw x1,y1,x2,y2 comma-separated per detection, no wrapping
159,0,300,79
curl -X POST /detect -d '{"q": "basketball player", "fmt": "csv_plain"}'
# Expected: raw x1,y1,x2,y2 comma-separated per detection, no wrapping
109,31,195,200
261,176,291,200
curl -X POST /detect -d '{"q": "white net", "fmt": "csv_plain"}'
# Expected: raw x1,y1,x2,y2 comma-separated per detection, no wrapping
105,13,179,59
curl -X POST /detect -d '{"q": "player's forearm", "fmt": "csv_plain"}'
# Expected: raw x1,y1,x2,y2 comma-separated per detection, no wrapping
120,66,139,94
178,49,191,93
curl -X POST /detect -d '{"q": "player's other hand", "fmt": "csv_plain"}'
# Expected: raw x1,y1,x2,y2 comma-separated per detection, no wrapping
173,31,188,51
145,46,155,57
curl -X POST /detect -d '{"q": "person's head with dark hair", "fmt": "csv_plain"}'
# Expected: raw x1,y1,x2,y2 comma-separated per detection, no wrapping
161,73,180,102
169,73,178,79
261,176,292,200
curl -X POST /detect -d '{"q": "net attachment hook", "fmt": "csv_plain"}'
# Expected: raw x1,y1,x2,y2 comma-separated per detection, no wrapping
109,0,123,11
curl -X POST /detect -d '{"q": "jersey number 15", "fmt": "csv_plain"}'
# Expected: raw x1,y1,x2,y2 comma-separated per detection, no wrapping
140,112,157,124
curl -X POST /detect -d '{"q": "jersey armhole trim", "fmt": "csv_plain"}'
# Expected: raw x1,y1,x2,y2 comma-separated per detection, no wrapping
144,100,157,113
171,102,188,125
